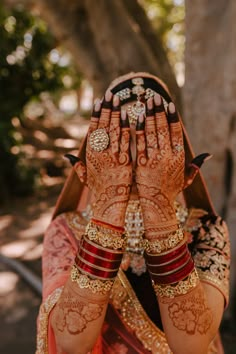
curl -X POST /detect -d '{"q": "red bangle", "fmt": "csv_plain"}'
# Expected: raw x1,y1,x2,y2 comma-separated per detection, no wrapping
76,250,121,270
145,243,187,265
147,249,190,274
76,259,118,279
150,258,195,284
81,237,123,262
91,218,124,233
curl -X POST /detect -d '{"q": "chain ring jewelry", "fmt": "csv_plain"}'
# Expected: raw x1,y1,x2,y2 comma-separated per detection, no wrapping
89,128,109,152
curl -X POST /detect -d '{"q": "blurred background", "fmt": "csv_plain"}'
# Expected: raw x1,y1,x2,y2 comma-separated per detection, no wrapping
0,0,236,353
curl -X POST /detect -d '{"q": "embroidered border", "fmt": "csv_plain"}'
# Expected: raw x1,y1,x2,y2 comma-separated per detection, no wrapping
36,287,63,354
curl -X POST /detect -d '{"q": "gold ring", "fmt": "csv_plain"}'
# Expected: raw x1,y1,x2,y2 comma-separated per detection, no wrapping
89,128,109,152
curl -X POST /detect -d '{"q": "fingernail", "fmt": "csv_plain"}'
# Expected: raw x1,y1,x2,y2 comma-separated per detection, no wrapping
168,102,179,123
154,93,162,106
168,102,175,114
94,98,101,111
64,154,80,166
105,90,112,102
191,153,212,168
113,94,119,107
121,109,129,128
146,98,154,117
136,113,145,130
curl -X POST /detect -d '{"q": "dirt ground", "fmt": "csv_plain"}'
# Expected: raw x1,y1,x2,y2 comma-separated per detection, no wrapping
0,117,236,353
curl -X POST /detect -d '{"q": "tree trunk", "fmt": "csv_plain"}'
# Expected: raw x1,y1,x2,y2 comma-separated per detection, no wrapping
5,0,180,106
184,0,236,316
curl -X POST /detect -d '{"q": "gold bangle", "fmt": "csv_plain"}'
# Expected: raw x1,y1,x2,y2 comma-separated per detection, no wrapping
86,221,127,250
145,227,185,254
152,268,199,298
71,264,115,294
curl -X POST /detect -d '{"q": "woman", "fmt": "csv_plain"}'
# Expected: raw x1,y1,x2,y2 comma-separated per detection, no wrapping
36,72,230,354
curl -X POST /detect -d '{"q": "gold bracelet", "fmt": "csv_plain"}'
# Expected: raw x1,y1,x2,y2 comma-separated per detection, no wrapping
85,221,127,250
152,268,199,298
71,264,114,294
145,227,185,254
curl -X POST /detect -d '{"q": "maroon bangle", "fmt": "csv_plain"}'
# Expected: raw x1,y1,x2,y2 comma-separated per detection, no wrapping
147,249,190,274
76,259,118,279
81,237,123,262
150,258,195,284
76,251,121,270
145,243,187,265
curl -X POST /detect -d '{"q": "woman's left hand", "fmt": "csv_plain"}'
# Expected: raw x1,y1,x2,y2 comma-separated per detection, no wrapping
135,94,184,239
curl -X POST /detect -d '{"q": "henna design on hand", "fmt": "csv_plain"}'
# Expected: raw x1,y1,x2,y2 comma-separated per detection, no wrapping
135,95,184,238
86,93,132,227
163,285,213,335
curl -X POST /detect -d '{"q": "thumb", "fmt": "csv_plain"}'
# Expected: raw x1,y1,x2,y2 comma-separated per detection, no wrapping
64,154,87,184
184,153,212,188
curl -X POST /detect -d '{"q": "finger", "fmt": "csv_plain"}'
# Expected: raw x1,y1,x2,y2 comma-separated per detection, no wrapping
184,153,212,188
119,109,131,165
168,102,184,153
109,95,121,154
136,113,147,166
88,99,101,134
154,94,171,150
64,154,87,183
145,98,158,158
98,90,113,129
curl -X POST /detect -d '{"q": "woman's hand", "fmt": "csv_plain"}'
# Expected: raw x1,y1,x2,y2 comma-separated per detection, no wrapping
135,94,184,239
86,91,132,228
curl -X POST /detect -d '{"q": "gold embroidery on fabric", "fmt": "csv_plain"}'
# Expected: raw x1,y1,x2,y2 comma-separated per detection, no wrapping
110,270,172,353
65,211,87,241
36,287,63,354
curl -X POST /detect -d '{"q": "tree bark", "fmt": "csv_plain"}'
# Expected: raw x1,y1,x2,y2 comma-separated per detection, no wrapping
184,0,236,316
5,0,180,106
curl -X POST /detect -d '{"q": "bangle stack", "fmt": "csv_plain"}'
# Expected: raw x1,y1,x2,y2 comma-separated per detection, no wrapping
71,220,124,294
145,228,199,298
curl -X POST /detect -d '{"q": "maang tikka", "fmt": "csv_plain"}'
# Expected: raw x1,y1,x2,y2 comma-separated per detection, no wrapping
116,77,156,125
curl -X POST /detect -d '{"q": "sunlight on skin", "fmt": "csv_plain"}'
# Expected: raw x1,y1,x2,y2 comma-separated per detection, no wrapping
0,271,19,295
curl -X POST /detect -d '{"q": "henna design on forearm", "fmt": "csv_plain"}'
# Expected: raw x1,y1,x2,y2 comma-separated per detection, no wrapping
54,286,106,335
160,285,213,335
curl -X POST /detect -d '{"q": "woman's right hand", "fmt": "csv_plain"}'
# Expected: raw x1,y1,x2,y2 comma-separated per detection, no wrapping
86,91,132,228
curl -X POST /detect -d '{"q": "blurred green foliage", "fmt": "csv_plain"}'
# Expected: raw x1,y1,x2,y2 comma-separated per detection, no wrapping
0,4,81,197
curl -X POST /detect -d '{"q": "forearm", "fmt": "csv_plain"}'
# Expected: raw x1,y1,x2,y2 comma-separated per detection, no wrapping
50,218,125,354
157,281,224,354
50,276,109,354
144,214,225,353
